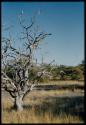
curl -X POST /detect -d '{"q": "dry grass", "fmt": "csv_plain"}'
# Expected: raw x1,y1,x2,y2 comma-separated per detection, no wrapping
39,80,84,86
2,108,83,124
1,81,84,124
2,96,84,124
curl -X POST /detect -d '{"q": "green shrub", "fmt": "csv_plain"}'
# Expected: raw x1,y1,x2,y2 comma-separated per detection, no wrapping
71,74,80,80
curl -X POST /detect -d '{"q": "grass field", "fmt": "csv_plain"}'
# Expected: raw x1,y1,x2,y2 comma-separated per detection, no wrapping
1,81,84,123
39,80,84,85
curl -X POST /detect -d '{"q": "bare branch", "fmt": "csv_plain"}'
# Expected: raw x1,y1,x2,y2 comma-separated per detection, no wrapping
2,72,16,87
2,11,52,111
4,86,17,98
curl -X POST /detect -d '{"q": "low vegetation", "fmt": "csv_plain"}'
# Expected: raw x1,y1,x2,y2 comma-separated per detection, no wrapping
5,60,84,83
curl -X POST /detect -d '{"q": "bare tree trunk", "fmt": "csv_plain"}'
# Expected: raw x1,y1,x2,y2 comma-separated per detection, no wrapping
13,95,23,111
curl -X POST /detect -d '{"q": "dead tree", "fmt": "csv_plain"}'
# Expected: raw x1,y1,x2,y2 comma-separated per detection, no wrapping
1,12,52,111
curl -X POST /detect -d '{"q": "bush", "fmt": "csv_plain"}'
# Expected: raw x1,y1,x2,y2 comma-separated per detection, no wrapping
38,77,49,83
71,74,80,80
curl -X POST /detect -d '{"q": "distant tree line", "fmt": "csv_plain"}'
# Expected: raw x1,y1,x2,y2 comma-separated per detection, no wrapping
4,60,84,83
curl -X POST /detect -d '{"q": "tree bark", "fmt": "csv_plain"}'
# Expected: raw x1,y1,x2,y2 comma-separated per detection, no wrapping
13,95,23,111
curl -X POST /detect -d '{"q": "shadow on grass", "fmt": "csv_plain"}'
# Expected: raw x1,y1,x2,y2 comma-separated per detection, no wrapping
23,96,84,120
3,95,84,121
